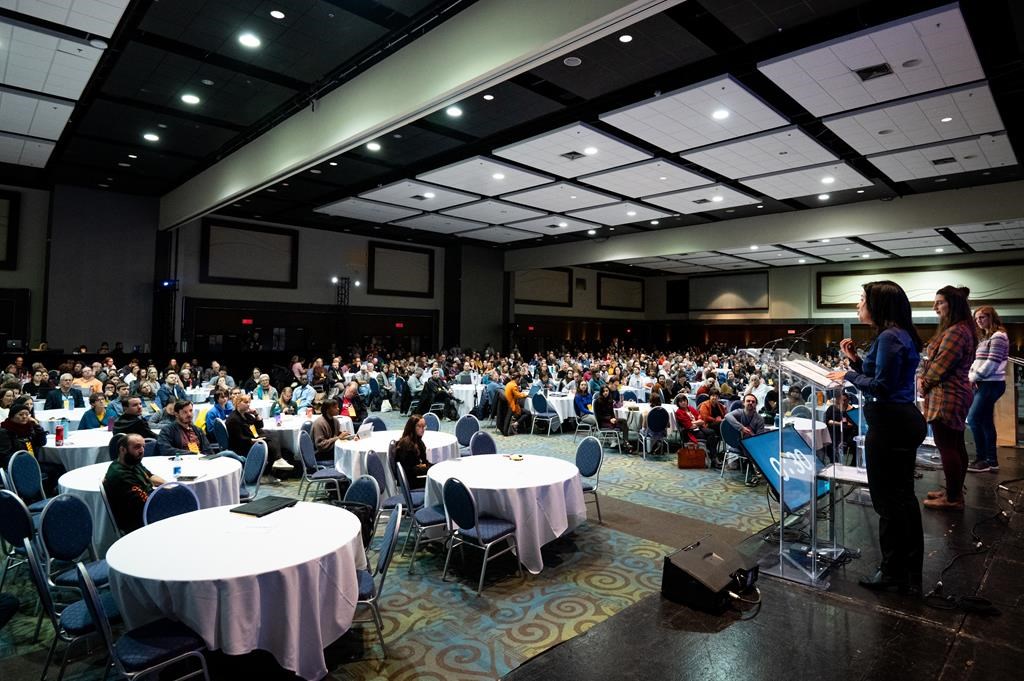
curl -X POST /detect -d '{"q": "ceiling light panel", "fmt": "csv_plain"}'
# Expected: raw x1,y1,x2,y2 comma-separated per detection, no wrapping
677,254,750,266
504,215,600,235
492,123,651,177
718,244,783,255
659,264,718,273
599,75,788,153
870,236,950,250
502,182,618,212
0,88,73,139
715,260,764,270
620,256,671,264
757,6,984,116
359,180,477,211
740,162,872,199
681,127,837,178
949,224,1024,251
442,199,546,224
566,201,670,225
392,214,488,234
2,0,130,38
644,184,759,214
887,245,963,257
866,133,1017,181
782,237,855,248
417,155,552,195
314,197,420,222
457,226,540,242
0,130,53,166
578,159,711,197
0,21,103,99
769,256,827,266
823,84,1005,155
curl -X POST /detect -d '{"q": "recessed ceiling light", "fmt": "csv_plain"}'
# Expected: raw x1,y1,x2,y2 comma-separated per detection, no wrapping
238,33,261,48
609,227,616,231
818,193,830,201
482,94,494,101
856,189,865,194
563,56,582,67
143,133,159,142
711,109,730,120
446,106,462,117
902,58,922,68
861,253,870,258
940,116,953,123
310,169,321,174
329,161,338,166
626,210,637,217
750,245,759,250
89,38,108,49
180,93,200,105
267,188,276,193
658,176,667,181
935,178,948,183
330,276,339,284
366,142,381,151
423,192,436,199
618,34,633,43
711,195,724,202
157,123,167,129
820,239,831,243
200,79,215,86
118,162,130,167
587,229,597,235
270,10,285,19
569,195,577,199
492,173,505,180
583,147,598,155
935,247,944,253
557,222,568,228
756,204,764,209
127,154,137,159
650,220,659,225
798,259,806,264
821,176,835,184
98,183,109,188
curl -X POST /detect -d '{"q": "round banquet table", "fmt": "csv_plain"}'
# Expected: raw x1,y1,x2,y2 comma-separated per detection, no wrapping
768,417,831,450
36,408,89,432
106,503,367,681
614,403,677,433
250,399,273,419
40,429,114,471
334,429,459,494
262,415,354,455
185,387,212,404
451,384,485,418
58,455,242,557
524,393,575,422
423,454,586,574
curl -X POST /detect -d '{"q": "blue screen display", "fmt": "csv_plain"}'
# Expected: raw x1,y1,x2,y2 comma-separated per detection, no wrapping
742,426,829,514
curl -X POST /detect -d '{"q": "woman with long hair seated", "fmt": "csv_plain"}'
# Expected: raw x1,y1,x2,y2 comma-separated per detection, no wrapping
395,414,430,490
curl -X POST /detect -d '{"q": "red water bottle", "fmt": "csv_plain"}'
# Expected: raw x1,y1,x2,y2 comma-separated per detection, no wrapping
55,425,64,446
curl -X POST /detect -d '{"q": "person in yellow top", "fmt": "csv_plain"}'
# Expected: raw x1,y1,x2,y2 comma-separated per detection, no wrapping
72,366,103,395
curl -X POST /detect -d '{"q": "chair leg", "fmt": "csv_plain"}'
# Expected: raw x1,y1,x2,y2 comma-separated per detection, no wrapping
40,632,59,681
477,543,491,595
441,536,456,582
511,535,523,578
593,492,602,524
407,528,421,574
371,602,387,657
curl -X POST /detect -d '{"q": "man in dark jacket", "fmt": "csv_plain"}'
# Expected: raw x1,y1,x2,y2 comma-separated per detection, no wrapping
156,400,213,457
112,397,157,439
43,374,84,409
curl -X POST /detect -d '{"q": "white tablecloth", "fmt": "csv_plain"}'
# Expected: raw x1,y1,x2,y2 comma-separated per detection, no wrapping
58,455,242,557
40,429,114,471
106,503,367,681
334,429,459,494
37,408,89,432
262,415,312,455
424,454,586,574
769,417,832,450
451,384,485,418
251,399,273,419
185,387,212,404
614,403,676,433
524,393,575,422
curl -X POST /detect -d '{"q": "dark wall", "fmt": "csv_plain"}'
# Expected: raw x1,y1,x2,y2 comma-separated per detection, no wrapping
459,245,504,352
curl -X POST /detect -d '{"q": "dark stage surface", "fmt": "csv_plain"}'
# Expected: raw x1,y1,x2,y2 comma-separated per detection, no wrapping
505,446,1024,681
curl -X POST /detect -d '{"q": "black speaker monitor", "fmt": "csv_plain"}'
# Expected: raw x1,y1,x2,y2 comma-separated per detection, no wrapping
662,534,759,612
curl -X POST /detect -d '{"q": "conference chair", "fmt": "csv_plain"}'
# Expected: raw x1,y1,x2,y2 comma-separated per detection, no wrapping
394,465,446,574
529,394,560,436
353,504,402,657
575,436,604,523
423,412,441,432
468,430,497,456
454,414,480,452
143,483,200,526
442,477,521,595
297,432,347,502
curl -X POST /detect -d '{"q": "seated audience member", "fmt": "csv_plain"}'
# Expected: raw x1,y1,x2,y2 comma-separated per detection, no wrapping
226,394,290,481
136,381,162,415
824,391,858,460
395,415,431,490
405,368,424,412
22,369,50,397
760,390,780,422
782,386,805,415
103,434,166,534
626,366,647,391
673,394,712,450
78,392,114,430
574,383,596,426
272,385,298,416
157,372,188,407
178,368,197,390
311,399,351,460
0,389,14,421
44,373,85,409
1,403,62,495
698,388,727,455
242,368,262,394
216,367,236,389
593,385,633,453
106,383,131,418
745,375,771,406
292,374,316,411
72,366,103,395
339,382,368,427
724,393,767,438
156,400,213,457
504,374,531,434
252,374,278,402
204,389,234,437
113,396,157,439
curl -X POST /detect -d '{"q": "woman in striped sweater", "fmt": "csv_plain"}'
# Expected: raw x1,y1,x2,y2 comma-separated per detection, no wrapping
967,306,1009,473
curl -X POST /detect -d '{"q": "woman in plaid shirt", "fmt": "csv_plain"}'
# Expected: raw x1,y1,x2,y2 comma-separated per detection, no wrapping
919,286,977,512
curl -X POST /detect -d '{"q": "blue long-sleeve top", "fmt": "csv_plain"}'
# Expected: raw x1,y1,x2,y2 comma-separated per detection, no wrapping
843,327,919,403
574,393,592,417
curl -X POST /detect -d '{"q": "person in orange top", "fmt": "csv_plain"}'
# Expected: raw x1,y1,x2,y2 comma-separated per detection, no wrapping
72,366,103,395
698,388,727,457
504,373,531,433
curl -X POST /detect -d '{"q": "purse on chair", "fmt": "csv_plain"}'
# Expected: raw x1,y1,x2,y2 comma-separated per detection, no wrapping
676,442,705,469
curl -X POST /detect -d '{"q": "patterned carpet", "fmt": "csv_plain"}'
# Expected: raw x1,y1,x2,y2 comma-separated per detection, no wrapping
0,410,776,681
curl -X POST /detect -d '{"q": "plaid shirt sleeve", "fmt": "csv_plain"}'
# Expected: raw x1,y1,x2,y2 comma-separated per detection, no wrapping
920,323,975,427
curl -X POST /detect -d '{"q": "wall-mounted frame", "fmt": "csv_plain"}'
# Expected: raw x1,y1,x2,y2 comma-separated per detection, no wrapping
367,241,435,299
688,271,769,312
515,267,574,307
0,189,21,270
200,219,298,288
817,262,1024,309
597,273,645,312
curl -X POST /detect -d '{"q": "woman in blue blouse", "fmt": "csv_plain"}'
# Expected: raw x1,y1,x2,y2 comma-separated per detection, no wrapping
79,392,114,430
827,280,927,596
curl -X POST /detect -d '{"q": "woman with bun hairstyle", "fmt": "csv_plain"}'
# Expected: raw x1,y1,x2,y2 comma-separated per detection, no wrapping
919,286,977,511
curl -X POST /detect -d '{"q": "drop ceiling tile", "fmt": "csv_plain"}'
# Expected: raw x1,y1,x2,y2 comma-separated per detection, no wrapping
578,159,710,197
0,21,102,99
417,155,553,196
314,197,420,222
442,199,545,224
714,260,765,270
770,256,826,266
823,84,1005,155
620,256,670,265
888,246,962,257
359,180,476,211
457,226,540,242
502,182,617,213
600,75,788,153
866,133,1017,181
872,235,949,249
783,237,855,249
658,264,717,273
1,0,131,38
681,126,837,178
739,162,873,199
565,201,670,226
0,130,53,166
505,214,600,235
970,237,1024,252
0,88,73,139
392,214,487,234
492,123,651,178
719,244,783,255
644,184,760,214
757,6,984,116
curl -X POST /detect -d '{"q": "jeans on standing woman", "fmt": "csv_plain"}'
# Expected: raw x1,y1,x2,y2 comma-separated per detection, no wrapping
967,381,1006,466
